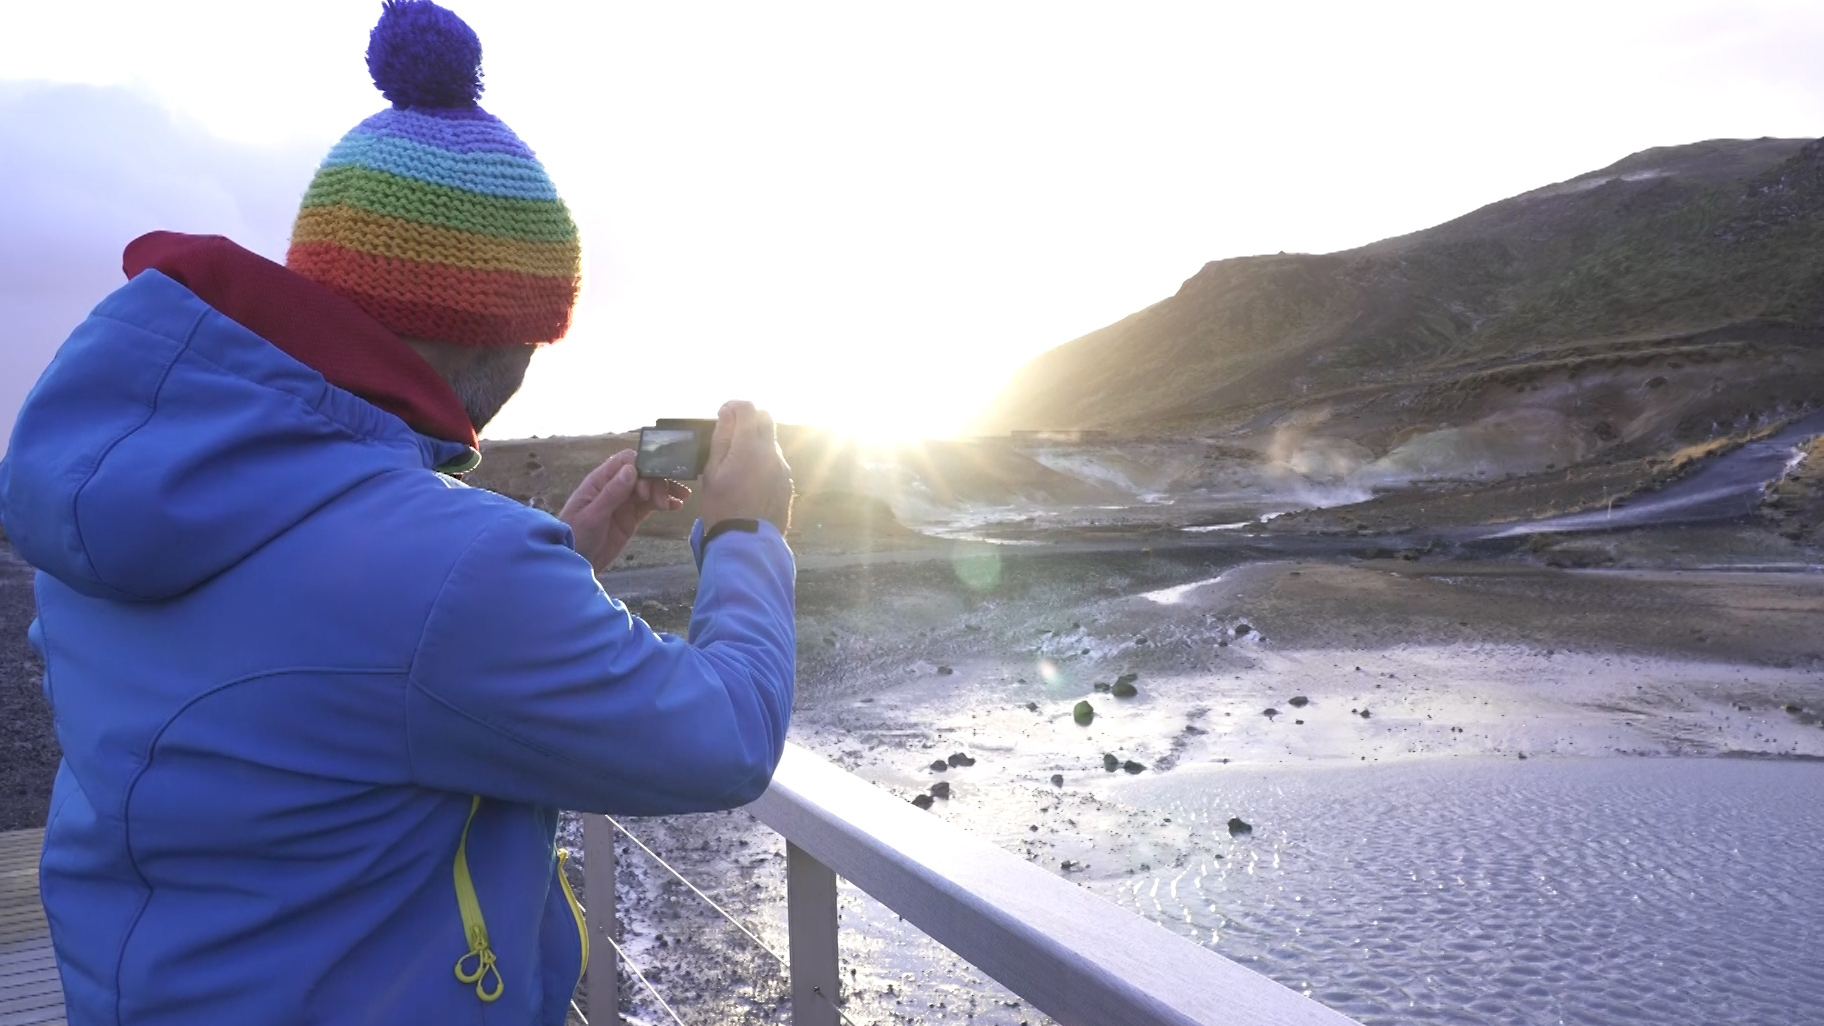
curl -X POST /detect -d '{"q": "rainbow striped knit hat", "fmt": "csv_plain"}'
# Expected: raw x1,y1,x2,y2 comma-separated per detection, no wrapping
286,0,580,348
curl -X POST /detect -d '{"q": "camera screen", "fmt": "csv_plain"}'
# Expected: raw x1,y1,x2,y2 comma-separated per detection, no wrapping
636,428,704,479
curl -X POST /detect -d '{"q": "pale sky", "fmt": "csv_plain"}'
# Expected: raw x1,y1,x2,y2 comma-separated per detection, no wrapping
4,1,1823,443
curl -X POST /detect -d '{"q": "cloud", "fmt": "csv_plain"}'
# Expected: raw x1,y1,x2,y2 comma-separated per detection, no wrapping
0,82,323,451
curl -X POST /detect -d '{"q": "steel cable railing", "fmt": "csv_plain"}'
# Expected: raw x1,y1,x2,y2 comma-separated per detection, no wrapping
580,814,861,1026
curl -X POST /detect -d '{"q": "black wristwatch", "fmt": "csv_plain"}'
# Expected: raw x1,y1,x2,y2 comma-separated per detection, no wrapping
702,518,761,546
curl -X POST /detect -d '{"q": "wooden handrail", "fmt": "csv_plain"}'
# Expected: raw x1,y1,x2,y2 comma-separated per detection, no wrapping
746,743,1362,1026
584,743,1363,1025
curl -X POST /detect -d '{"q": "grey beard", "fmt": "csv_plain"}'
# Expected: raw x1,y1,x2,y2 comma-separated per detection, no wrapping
446,347,532,433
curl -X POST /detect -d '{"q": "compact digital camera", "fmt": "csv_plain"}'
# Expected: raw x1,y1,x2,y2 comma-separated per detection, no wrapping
634,419,718,479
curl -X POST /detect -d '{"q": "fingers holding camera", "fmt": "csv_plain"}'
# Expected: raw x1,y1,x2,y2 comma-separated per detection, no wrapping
701,399,794,534
560,449,691,572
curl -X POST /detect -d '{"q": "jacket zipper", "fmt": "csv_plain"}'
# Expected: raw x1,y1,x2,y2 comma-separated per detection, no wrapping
452,795,504,1002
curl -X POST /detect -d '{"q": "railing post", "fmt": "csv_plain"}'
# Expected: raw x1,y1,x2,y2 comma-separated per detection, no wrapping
786,841,840,1026
583,815,618,1025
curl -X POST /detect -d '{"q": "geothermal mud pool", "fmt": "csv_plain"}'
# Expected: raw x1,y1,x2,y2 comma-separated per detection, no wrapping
567,548,1824,1026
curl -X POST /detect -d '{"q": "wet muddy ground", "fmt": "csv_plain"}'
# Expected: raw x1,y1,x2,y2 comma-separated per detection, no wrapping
575,545,1824,1026
5,527,1821,1025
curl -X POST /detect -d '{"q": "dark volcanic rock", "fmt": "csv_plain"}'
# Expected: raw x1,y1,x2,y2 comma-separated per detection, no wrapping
1074,701,1095,726
947,752,976,767
1234,624,1253,636
1026,701,1040,712
929,781,952,799
929,760,949,772
1103,753,1120,772
1228,817,1253,837
1093,682,1112,692
0,543,56,831
1288,695,1309,708
1116,672,1139,687
912,794,934,810
1263,707,1279,718
936,665,954,676
1122,760,1146,774
1111,681,1138,698
1050,773,1065,787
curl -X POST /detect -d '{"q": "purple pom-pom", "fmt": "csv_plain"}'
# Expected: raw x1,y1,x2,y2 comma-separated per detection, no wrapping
366,0,483,109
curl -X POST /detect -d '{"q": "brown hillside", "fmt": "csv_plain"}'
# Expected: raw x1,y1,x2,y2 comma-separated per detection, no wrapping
972,138,1824,460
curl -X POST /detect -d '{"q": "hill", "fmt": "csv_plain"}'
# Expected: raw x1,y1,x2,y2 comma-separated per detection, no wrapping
971,138,1824,466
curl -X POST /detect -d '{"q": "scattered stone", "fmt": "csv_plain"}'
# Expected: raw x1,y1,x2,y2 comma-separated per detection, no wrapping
1234,624,1253,636
1288,696,1309,708
1061,860,1080,871
929,760,949,773
1227,817,1253,837
929,781,952,799
1122,760,1146,774
1218,639,1229,648
1786,704,1804,714
1357,708,1372,719
1517,753,1528,760
1050,773,1065,787
947,752,976,767
1112,681,1138,698
1184,725,1206,735
937,666,954,676
1134,636,1148,645
1263,707,1279,718
1026,702,1040,712
912,794,934,810
1116,673,1139,687
1294,719,1304,725
1103,753,1120,772
1074,701,1095,726
1093,682,1112,693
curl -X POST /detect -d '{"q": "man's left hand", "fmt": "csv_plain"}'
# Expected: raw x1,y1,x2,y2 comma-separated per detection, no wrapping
558,450,689,572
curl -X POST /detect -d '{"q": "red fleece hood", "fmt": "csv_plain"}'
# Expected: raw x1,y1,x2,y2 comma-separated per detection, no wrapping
123,232,479,449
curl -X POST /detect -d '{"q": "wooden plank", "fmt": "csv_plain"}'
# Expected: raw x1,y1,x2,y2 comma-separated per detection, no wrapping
0,1000,66,1022
0,977,62,1004
0,834,59,1026
0,949,53,971
0,990,64,1025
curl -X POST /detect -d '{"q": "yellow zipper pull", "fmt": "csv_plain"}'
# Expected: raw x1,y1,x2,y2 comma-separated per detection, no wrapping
556,849,590,991
452,795,504,1003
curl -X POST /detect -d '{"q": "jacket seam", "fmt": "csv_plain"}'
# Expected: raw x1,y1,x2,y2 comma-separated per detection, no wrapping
112,664,409,1022
69,307,206,597
405,516,611,783
162,317,423,461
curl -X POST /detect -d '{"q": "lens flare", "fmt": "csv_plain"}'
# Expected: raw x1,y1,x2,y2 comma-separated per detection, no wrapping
951,547,1002,592
1037,658,1064,689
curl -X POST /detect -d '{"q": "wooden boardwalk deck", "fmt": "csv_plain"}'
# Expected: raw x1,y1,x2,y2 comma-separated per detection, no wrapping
0,830,62,1026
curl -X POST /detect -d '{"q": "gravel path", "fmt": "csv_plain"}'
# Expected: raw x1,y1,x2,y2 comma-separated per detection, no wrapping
0,542,56,832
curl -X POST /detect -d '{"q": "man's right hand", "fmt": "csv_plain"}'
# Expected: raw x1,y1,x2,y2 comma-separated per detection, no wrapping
697,400,794,535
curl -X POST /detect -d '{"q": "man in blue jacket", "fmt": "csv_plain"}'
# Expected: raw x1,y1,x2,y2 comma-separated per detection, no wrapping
0,3,795,1023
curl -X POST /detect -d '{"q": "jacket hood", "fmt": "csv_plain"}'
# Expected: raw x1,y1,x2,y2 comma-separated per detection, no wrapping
0,270,476,602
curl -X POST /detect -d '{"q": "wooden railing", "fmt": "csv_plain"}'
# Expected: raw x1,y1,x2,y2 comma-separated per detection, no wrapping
582,742,1363,1026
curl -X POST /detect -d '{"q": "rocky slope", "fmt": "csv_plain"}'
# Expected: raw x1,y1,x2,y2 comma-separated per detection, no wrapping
972,139,1824,471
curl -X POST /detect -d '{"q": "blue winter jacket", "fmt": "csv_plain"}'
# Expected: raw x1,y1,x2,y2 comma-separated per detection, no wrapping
0,269,796,1025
